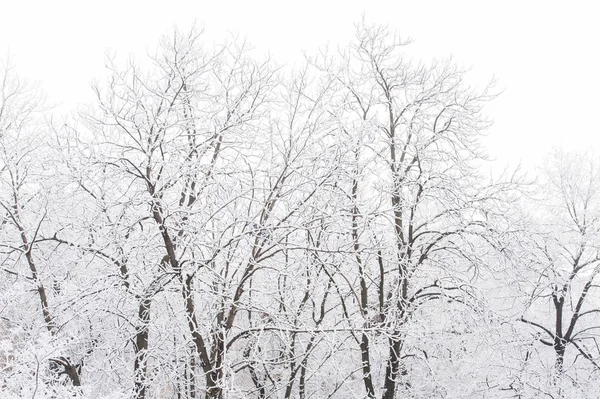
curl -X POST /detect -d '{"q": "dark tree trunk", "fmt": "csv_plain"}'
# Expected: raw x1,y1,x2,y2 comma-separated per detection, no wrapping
360,333,376,398
553,294,565,376
554,343,566,375
182,275,222,399
382,338,403,399
49,356,82,386
134,298,152,399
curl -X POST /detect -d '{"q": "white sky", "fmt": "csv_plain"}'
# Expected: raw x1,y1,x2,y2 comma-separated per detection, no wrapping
1,0,598,171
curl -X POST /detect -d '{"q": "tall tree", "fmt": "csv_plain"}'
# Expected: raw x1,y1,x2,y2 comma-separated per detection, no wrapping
0,59,89,396
314,21,514,398
518,151,600,395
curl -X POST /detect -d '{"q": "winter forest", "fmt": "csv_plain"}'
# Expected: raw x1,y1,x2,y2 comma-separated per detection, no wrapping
1,23,600,399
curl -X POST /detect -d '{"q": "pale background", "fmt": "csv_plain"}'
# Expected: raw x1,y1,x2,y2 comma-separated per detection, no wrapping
1,0,598,171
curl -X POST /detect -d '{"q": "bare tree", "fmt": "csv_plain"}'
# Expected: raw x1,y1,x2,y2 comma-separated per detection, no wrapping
311,21,516,398
79,26,349,399
0,58,85,391
80,27,278,398
518,151,600,393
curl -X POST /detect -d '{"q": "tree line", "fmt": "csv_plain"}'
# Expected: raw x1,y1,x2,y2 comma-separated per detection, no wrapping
1,23,600,399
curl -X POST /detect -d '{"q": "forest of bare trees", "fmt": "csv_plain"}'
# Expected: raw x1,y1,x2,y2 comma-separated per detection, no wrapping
1,23,600,399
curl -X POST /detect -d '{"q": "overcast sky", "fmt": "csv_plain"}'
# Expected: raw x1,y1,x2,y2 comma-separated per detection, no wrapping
1,0,598,171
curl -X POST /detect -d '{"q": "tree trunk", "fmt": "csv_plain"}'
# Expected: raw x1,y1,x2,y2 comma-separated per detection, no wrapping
134,298,152,399
360,333,376,398
382,338,403,399
553,294,565,376
554,341,566,376
182,275,222,399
